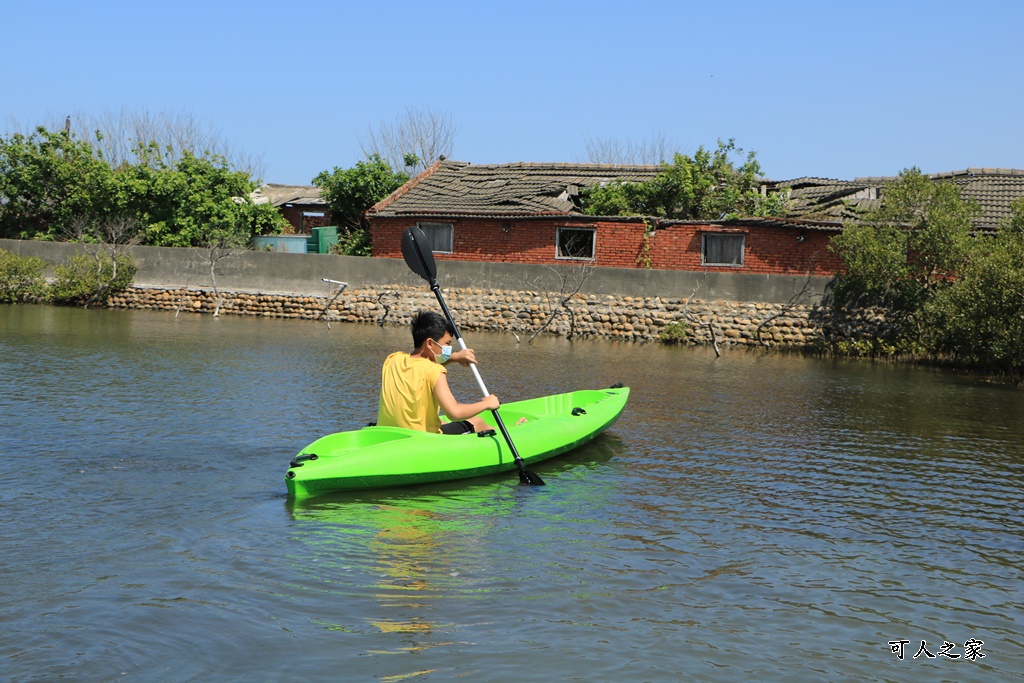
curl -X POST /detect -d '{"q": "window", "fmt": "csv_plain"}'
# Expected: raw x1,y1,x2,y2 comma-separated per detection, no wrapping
701,233,745,266
417,222,454,253
556,227,595,260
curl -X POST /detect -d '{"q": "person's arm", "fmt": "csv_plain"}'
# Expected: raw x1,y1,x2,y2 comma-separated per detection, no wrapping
448,347,477,366
433,372,498,421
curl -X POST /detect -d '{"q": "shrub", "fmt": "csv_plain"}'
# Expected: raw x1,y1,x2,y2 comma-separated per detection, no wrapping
49,252,136,306
659,320,690,344
0,249,48,302
333,227,372,256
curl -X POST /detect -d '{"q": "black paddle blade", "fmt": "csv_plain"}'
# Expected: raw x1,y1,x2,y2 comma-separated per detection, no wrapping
517,461,545,486
401,226,437,282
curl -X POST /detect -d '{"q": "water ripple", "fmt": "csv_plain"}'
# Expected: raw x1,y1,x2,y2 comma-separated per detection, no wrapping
2,305,1022,682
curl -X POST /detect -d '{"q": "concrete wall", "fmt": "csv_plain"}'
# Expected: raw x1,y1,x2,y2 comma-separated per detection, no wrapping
0,238,833,304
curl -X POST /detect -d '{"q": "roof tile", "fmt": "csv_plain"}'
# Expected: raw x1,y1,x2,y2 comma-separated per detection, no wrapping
368,162,1024,231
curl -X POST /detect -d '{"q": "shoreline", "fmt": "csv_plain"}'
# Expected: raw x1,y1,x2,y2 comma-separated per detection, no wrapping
101,283,889,348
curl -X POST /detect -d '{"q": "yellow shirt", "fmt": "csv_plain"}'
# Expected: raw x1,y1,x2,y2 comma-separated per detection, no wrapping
377,352,447,433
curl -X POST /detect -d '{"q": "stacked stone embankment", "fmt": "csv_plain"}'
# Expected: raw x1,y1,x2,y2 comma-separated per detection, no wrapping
106,284,888,348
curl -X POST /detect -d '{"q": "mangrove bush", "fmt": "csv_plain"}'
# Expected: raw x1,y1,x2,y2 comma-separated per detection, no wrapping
0,249,47,302
828,169,1024,377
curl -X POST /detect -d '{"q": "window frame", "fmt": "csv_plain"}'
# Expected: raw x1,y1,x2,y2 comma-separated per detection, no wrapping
701,232,745,267
416,221,454,254
555,226,596,261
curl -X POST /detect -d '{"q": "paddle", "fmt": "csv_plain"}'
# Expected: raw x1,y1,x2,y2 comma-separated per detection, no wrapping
401,226,545,486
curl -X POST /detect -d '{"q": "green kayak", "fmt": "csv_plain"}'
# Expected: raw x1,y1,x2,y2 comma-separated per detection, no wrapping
285,385,629,497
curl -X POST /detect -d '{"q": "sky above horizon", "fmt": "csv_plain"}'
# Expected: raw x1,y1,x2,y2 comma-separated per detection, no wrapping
4,1,1022,186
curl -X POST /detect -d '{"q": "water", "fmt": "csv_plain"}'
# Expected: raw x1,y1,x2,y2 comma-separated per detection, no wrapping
1,304,1022,682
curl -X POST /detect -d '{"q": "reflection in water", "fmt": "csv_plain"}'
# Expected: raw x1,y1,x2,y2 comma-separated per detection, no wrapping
2,304,1022,682
283,439,622,675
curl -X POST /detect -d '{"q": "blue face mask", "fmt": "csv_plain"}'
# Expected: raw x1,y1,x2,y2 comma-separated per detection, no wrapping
432,340,452,364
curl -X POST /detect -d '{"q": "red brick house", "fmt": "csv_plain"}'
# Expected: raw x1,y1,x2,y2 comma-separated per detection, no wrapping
251,184,332,234
367,161,846,276
367,162,1024,276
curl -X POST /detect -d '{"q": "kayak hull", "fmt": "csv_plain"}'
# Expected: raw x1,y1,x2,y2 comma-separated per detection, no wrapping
285,386,629,497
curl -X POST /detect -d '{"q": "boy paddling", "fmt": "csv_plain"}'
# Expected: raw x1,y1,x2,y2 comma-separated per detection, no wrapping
377,310,499,434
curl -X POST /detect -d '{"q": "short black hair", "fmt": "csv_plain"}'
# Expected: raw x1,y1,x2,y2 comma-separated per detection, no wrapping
411,310,454,348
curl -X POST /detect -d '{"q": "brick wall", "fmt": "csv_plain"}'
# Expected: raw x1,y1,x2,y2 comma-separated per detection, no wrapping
647,223,843,276
371,216,844,276
278,205,333,234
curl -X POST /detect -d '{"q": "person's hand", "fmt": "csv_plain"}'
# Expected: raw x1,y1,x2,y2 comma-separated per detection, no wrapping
483,394,500,411
450,347,477,366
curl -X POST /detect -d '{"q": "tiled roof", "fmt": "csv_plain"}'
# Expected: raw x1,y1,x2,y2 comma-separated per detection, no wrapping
771,177,882,223
369,160,662,218
772,169,1024,229
251,183,327,207
930,169,1024,229
368,162,1024,231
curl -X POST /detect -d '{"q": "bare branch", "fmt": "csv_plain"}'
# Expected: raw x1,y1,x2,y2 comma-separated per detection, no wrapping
527,262,594,342
755,272,822,346
315,281,351,328
583,133,678,165
677,271,720,357
175,249,202,318
359,107,458,173
8,107,266,179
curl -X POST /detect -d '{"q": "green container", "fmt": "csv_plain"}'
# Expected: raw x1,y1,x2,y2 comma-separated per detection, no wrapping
307,226,339,254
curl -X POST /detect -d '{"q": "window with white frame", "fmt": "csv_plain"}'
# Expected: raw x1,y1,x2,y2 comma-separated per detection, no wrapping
417,222,454,253
556,227,595,260
701,232,745,266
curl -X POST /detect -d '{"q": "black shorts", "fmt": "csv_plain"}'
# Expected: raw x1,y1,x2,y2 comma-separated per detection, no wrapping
440,420,475,435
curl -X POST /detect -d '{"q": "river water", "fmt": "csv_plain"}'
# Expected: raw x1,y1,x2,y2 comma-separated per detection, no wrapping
1,304,1021,682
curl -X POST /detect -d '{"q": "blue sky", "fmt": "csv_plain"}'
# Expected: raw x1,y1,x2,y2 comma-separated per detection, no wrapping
4,0,1021,185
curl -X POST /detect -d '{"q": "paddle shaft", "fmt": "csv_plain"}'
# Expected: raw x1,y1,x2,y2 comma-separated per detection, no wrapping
400,225,542,485
427,282,524,461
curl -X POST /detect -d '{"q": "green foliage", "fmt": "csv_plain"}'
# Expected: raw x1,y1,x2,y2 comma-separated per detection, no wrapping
921,229,1024,373
828,167,1024,377
0,128,116,240
658,320,690,344
0,126,285,247
333,229,373,257
1003,195,1024,234
829,168,976,313
402,153,421,170
49,252,137,306
0,249,47,302
826,337,900,358
313,154,409,255
579,139,774,220
828,221,919,311
113,145,286,248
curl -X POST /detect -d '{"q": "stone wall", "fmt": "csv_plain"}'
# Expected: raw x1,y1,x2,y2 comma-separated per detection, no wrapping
5,237,883,347
104,283,883,348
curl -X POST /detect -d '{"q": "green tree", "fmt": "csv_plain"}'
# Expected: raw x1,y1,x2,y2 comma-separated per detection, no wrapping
312,154,409,255
829,168,976,317
0,127,116,239
826,168,1024,377
112,145,285,248
0,126,284,247
920,198,1024,374
579,139,773,220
